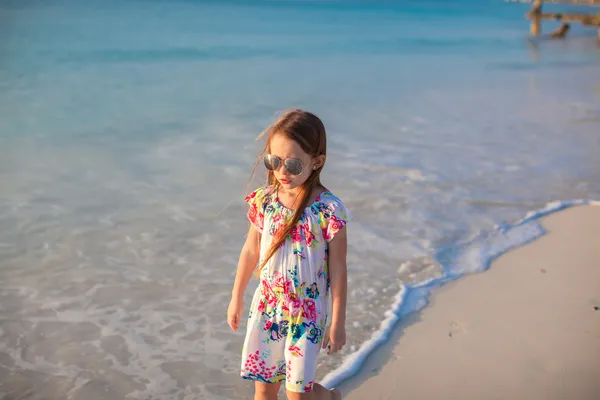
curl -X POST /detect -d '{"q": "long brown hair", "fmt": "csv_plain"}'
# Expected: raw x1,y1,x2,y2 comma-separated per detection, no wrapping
250,109,327,276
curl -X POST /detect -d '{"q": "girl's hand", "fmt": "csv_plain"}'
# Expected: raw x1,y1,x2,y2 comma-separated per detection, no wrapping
322,323,346,355
227,297,243,332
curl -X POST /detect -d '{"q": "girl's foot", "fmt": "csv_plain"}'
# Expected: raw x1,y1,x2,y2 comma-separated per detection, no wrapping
330,388,342,400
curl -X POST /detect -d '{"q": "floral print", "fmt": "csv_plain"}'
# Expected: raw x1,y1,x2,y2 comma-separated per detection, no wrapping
240,186,350,393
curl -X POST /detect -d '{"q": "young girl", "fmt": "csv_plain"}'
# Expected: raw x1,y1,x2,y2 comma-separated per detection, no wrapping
227,109,349,400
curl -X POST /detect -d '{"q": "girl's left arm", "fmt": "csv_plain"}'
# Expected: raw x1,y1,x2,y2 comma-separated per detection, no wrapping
323,226,348,354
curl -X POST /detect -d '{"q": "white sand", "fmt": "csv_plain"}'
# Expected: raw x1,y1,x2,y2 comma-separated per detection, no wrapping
341,205,600,400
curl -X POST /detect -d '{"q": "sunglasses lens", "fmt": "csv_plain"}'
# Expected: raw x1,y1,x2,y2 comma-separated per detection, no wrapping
263,154,279,171
284,159,303,175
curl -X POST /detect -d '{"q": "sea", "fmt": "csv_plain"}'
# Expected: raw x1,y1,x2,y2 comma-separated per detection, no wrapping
1,0,599,399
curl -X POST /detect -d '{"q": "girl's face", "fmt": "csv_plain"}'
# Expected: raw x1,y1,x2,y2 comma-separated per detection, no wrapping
267,134,322,192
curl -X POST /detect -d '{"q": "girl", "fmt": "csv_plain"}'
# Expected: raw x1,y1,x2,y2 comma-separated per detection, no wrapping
227,109,349,400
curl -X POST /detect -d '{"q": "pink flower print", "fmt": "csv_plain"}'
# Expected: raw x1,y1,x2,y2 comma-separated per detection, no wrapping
272,271,284,289
304,381,314,392
244,191,257,203
327,215,345,239
290,226,302,243
260,279,271,294
282,297,293,317
302,223,315,246
287,296,303,318
248,203,258,223
259,299,266,313
246,198,265,230
267,293,278,309
282,281,295,297
286,360,292,381
261,292,274,308
285,281,294,295
288,346,303,357
261,279,279,308
272,211,284,224
302,298,317,322
273,272,294,295
282,296,296,317
263,320,272,331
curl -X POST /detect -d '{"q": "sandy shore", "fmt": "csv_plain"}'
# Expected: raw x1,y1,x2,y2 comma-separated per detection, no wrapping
340,204,600,400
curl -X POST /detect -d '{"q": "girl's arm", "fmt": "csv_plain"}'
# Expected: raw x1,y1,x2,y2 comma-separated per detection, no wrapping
227,225,261,332
323,226,348,354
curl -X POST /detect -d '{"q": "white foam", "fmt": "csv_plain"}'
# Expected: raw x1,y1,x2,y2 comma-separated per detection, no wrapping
321,285,409,388
321,199,599,389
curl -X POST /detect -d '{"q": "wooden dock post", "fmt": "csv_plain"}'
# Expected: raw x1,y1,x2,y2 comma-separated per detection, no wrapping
516,0,600,39
530,0,543,36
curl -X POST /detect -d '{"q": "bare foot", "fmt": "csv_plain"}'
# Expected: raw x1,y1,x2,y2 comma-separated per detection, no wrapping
330,388,342,400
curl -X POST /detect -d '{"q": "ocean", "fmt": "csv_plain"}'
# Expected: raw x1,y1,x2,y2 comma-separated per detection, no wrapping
1,0,599,399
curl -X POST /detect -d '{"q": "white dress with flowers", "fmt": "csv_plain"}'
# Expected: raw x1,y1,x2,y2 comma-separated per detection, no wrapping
240,186,350,393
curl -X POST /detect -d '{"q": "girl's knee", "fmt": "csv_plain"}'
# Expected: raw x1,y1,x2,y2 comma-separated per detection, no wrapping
255,381,280,396
286,383,340,400
285,388,312,400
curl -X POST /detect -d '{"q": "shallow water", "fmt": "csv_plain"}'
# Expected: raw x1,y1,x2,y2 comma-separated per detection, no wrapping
1,0,600,399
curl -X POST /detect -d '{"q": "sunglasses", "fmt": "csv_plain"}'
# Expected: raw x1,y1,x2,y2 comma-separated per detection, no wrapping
263,154,305,176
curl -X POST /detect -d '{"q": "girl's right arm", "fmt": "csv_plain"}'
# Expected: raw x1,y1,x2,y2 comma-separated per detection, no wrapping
227,224,261,332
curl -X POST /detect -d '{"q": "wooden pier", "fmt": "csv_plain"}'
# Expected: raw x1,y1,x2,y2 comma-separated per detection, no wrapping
510,0,600,39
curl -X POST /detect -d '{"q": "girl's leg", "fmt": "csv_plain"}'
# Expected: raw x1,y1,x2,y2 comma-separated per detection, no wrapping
285,383,341,400
254,381,281,400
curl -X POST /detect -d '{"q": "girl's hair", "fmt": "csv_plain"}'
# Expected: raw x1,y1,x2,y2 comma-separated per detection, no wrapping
251,109,327,275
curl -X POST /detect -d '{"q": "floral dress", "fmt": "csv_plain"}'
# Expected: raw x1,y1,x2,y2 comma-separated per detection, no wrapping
240,185,350,393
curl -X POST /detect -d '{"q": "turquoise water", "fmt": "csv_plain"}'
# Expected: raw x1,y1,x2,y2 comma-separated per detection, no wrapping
1,1,600,399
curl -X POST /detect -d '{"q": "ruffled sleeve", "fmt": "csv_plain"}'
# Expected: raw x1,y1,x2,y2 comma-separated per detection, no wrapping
320,194,351,242
244,187,268,233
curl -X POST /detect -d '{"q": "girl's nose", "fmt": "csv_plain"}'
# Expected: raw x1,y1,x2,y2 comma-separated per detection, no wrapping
278,164,291,175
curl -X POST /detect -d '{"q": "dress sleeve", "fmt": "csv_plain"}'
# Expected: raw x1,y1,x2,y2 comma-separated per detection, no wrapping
322,197,351,242
244,187,267,233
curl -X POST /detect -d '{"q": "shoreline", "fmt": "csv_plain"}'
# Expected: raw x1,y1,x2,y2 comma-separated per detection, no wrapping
337,204,600,399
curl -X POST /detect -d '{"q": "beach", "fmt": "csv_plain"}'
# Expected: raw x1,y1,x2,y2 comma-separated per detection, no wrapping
341,204,600,400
